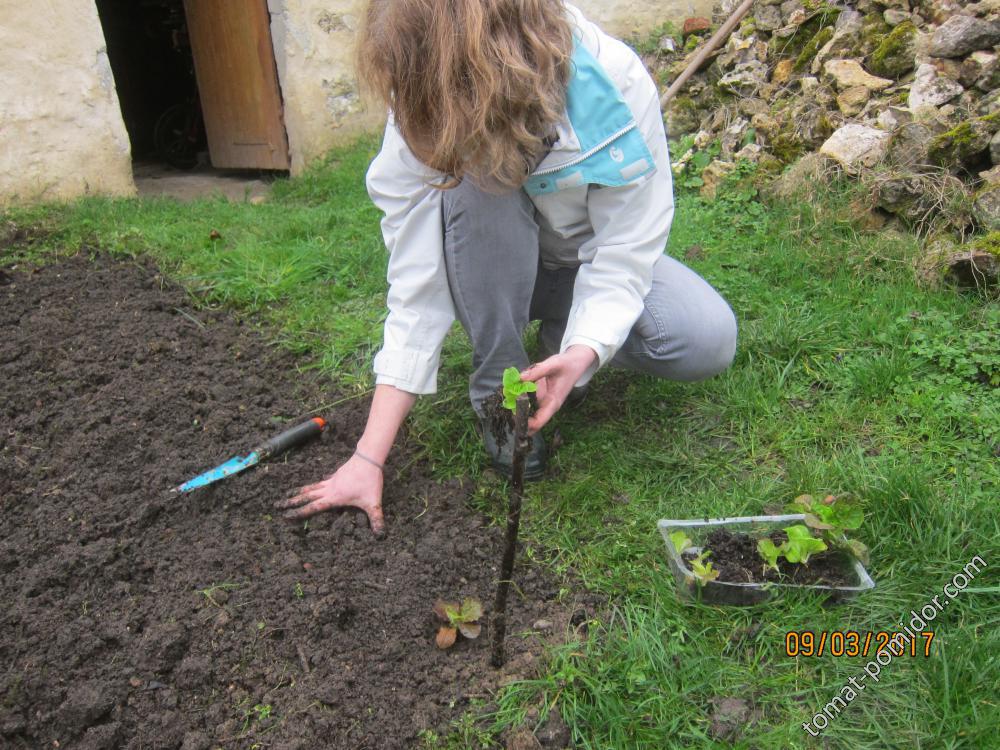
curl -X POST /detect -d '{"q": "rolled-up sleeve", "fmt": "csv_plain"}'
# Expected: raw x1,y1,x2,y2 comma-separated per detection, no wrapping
561,79,675,378
366,120,456,394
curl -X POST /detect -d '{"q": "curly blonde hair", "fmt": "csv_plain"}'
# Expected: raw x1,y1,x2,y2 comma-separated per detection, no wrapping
358,0,574,190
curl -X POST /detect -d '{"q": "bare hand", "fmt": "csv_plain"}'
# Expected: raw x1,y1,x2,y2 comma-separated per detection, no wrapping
275,455,385,536
520,344,598,434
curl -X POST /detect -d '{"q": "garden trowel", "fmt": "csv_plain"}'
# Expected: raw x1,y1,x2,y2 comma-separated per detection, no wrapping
171,417,327,493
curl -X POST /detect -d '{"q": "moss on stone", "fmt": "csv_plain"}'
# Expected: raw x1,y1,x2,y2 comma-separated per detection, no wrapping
929,115,1000,166
672,95,699,114
779,6,841,59
887,91,909,107
769,130,805,164
859,15,892,57
978,111,1000,129
971,231,1000,257
793,26,834,71
802,0,840,14
666,95,703,136
869,21,916,79
813,111,835,144
756,153,786,176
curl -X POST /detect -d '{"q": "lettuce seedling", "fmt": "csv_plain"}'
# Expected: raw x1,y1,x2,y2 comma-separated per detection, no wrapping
757,525,828,570
757,538,783,571
502,367,537,411
433,597,483,650
669,530,693,555
669,532,717,585
689,551,720,585
790,494,862,532
789,494,869,564
781,524,828,564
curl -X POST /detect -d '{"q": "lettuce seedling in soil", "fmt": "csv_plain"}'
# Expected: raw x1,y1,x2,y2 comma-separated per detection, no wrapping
752,524,830,569
780,524,828,564
433,598,484,649
677,495,868,586
669,531,694,555
671,532,721,586
688,550,720,585
690,528,852,586
757,537,783,572
788,494,869,565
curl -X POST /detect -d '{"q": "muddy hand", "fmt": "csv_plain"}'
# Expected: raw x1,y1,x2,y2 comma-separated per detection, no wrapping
520,344,598,434
275,454,385,536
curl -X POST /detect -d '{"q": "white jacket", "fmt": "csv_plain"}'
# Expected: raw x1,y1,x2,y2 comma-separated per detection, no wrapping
366,3,674,394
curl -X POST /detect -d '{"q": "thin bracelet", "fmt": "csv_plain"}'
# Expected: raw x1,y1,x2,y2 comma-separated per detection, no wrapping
353,450,385,471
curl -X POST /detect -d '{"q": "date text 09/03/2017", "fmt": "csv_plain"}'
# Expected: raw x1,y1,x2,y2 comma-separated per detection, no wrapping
785,630,935,658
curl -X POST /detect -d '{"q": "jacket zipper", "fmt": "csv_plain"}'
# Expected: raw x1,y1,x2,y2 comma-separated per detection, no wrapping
531,122,637,176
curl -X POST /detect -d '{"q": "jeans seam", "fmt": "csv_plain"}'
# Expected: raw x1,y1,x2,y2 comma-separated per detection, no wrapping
443,203,481,351
624,300,669,357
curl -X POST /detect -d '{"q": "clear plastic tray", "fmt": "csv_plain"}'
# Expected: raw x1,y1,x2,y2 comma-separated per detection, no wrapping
658,514,876,605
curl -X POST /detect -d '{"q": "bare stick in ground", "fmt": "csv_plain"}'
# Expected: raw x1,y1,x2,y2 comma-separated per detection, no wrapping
491,394,530,668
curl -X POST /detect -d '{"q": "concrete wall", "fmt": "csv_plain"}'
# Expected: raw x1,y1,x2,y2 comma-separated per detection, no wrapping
269,0,714,175
0,0,135,205
268,0,381,175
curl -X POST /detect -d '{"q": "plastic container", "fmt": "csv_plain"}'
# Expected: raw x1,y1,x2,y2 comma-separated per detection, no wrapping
658,514,875,605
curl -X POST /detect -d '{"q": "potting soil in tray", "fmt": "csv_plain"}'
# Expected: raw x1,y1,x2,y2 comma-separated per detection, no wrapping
685,529,854,586
0,252,585,749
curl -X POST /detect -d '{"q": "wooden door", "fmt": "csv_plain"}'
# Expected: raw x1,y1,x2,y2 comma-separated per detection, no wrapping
183,0,290,170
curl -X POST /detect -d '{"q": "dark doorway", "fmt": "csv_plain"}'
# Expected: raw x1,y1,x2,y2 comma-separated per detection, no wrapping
96,0,206,168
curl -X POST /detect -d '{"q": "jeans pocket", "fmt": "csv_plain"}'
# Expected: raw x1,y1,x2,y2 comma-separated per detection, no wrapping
632,307,663,344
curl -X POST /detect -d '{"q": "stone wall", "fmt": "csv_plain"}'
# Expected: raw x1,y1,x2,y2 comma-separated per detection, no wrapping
268,0,714,174
0,0,135,205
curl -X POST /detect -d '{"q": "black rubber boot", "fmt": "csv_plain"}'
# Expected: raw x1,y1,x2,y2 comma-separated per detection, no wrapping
480,419,547,481
564,384,590,410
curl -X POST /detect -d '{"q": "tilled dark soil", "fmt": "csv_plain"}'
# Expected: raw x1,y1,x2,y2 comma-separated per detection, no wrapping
0,253,581,749
690,529,852,586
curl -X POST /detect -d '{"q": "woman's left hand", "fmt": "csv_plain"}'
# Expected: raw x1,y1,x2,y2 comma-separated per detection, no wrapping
520,344,598,434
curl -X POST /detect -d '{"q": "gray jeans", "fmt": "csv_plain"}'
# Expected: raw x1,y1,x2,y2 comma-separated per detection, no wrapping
442,179,738,410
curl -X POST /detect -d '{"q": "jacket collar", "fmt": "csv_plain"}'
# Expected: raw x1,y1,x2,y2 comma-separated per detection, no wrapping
524,38,654,196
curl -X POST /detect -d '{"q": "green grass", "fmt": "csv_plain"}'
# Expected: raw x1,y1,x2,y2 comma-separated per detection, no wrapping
3,142,998,749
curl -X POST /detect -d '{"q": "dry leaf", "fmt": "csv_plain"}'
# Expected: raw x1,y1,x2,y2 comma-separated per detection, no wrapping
436,626,457,649
458,622,481,640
